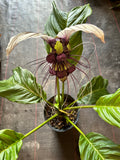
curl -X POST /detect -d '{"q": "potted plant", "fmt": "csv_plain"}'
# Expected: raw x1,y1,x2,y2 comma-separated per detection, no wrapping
0,2,120,160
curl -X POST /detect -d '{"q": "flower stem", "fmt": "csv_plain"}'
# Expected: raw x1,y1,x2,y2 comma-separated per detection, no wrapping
22,113,58,140
56,77,61,108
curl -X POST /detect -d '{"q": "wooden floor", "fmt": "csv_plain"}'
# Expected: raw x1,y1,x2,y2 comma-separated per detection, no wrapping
0,0,120,159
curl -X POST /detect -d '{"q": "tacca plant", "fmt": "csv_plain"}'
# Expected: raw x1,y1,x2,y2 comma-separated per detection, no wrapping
0,2,120,160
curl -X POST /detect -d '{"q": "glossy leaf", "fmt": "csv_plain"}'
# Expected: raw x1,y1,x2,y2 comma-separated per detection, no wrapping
94,88,120,128
45,1,67,37
77,76,109,104
0,129,24,160
45,2,92,63
79,132,120,160
45,2,92,36
67,5,92,27
0,67,46,104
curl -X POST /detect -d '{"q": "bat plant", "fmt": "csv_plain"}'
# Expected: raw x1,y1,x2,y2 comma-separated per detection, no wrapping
0,2,120,160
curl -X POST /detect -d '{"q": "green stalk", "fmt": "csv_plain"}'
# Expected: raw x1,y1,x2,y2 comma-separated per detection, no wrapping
65,98,79,108
64,105,117,110
65,116,87,138
43,97,54,107
22,113,58,140
56,77,61,108
64,105,95,110
65,116,104,160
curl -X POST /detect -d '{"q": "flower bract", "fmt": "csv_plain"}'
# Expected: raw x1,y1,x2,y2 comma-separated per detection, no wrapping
6,24,105,81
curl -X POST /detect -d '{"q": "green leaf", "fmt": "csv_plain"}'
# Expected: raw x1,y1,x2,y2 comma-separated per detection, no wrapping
77,76,109,105
45,2,92,36
0,67,46,104
79,132,120,160
0,129,24,160
45,2,92,63
45,1,67,37
68,31,83,65
67,4,92,27
94,88,120,128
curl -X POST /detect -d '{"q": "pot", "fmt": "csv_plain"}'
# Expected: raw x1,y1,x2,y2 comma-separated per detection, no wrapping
44,94,80,132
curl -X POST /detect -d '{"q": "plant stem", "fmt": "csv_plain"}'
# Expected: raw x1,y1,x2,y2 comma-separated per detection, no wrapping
64,105,95,110
65,116,105,160
43,97,54,107
22,113,58,140
65,98,79,108
59,109,70,116
61,81,64,106
64,105,117,110
56,77,61,108
65,116,87,139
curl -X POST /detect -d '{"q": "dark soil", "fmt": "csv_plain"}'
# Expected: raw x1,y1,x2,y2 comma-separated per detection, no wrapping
44,95,79,131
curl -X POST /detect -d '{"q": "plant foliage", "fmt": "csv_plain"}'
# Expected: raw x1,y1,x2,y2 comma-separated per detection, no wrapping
45,2,92,64
94,89,120,128
0,67,46,104
79,132,120,160
0,129,24,160
0,2,119,160
77,76,109,104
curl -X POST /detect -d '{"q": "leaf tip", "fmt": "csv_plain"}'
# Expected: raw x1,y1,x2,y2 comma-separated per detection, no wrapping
102,39,105,44
101,35,105,43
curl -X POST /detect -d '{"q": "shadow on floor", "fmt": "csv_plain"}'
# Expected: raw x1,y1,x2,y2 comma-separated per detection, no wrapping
54,127,80,160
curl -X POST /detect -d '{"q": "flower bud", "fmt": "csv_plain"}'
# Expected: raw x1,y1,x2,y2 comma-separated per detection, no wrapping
57,70,67,78
46,53,56,63
56,53,66,62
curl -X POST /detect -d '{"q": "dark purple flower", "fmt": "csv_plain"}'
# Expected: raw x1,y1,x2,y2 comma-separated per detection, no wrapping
45,38,77,81
6,24,104,83
56,53,66,62
46,53,56,63
67,65,76,74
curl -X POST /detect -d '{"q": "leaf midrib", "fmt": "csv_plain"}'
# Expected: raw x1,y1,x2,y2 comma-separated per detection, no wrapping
0,138,22,155
13,78,41,99
78,87,107,101
81,135,104,160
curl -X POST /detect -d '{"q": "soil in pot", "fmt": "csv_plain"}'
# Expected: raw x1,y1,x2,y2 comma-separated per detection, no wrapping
44,94,79,132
